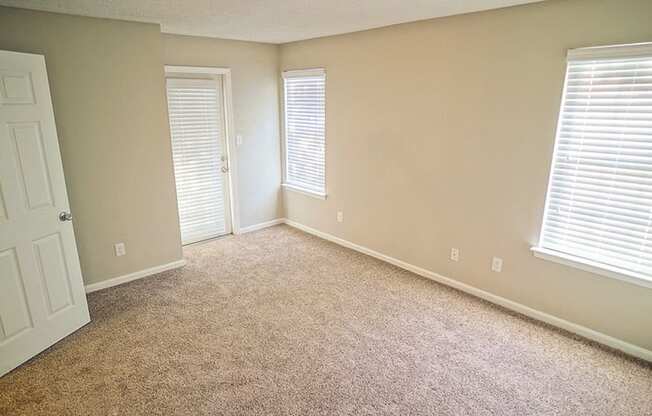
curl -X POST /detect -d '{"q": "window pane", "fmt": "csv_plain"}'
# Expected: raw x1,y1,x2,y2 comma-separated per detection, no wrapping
539,52,652,280
284,72,326,195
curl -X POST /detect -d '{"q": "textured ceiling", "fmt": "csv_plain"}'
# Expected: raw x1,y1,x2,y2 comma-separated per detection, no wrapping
0,0,544,44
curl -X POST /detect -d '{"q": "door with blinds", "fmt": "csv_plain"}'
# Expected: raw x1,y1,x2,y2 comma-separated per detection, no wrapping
166,77,232,245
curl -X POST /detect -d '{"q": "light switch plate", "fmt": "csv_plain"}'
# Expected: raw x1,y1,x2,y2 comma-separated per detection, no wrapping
114,242,126,257
491,257,503,272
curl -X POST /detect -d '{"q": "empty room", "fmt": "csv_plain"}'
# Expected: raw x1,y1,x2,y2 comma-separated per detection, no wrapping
0,0,651,414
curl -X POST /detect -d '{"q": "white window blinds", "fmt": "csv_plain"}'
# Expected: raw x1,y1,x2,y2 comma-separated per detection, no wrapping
166,78,229,244
537,43,652,282
283,69,326,196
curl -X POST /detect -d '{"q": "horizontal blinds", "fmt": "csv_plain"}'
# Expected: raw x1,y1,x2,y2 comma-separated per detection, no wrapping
540,45,652,279
284,70,326,194
166,78,227,244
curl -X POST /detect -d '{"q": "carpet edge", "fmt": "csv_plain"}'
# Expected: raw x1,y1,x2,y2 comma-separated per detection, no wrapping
283,219,652,363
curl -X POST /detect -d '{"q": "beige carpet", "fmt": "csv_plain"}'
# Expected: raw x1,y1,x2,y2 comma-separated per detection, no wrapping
1,225,651,415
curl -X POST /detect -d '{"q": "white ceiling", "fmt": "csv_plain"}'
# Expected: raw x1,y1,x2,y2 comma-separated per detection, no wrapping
0,0,544,44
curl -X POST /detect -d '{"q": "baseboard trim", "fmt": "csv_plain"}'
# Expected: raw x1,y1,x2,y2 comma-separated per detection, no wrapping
236,218,286,234
84,259,187,294
283,219,652,362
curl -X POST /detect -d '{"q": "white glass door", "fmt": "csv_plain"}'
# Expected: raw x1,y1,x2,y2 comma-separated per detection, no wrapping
166,77,232,245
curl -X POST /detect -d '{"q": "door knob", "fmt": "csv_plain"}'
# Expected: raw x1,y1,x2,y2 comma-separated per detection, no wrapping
59,211,73,222
221,166,229,173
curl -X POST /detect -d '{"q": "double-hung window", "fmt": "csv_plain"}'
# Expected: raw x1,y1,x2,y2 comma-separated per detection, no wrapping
282,68,326,198
534,42,652,287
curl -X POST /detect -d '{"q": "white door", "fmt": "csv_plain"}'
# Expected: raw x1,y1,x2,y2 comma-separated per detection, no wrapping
0,50,90,376
166,77,232,244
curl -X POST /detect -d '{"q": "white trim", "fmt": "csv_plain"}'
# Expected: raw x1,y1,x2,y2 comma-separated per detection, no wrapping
536,52,570,254
281,68,327,197
221,68,241,234
282,68,325,78
164,65,230,75
280,73,288,186
164,65,241,234
236,218,286,235
85,260,186,294
283,219,652,362
568,42,652,61
531,246,652,289
282,183,327,200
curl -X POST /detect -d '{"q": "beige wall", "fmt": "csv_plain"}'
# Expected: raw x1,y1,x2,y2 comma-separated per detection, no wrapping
1,0,650,350
162,34,283,228
0,7,183,285
280,0,652,350
0,8,283,286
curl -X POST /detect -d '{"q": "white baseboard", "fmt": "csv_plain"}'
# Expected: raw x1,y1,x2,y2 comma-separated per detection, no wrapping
284,219,652,362
85,259,187,294
236,218,286,234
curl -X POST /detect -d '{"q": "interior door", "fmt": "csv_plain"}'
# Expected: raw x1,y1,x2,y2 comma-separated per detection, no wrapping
0,50,90,376
166,77,232,245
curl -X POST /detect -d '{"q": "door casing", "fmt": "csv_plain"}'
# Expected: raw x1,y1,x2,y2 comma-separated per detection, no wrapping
164,65,240,241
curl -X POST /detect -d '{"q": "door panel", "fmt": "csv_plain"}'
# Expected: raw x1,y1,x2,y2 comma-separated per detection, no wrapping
0,50,90,377
10,122,54,209
0,185,7,222
0,70,35,104
0,248,32,342
33,233,74,315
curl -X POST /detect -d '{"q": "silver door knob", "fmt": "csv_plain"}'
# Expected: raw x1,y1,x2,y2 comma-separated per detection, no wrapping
59,211,73,222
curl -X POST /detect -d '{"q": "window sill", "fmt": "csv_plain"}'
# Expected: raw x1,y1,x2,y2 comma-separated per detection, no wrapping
282,183,327,200
531,246,652,289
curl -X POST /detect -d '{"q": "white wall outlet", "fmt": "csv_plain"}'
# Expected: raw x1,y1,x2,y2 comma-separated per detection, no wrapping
337,211,344,223
450,248,460,262
491,257,503,272
114,242,126,257
236,134,243,146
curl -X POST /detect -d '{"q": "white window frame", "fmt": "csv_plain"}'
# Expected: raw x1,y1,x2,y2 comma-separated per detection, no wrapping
164,65,241,235
532,42,652,289
281,68,327,200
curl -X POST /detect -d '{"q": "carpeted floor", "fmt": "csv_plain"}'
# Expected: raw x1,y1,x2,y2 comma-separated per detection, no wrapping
1,225,651,415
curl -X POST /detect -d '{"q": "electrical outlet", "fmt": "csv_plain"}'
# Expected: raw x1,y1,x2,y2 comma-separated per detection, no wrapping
337,211,344,223
491,257,503,272
114,242,126,257
450,248,460,262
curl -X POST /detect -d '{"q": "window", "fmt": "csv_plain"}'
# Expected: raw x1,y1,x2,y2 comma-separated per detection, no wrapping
534,42,652,287
282,68,326,198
